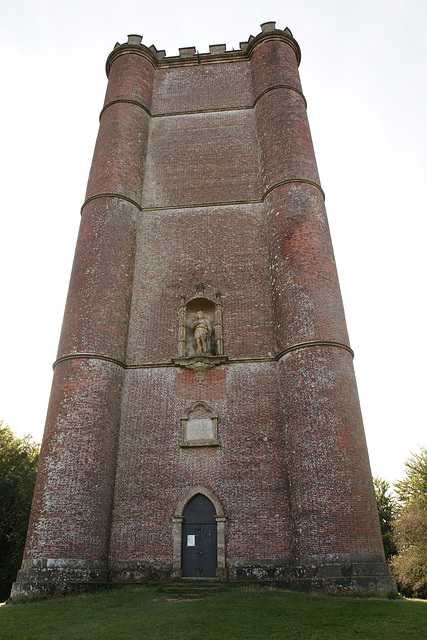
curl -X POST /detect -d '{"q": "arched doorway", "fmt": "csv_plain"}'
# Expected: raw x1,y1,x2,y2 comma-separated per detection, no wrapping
182,494,217,577
172,485,226,578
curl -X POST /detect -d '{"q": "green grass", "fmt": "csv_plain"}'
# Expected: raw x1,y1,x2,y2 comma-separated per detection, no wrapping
1,584,426,640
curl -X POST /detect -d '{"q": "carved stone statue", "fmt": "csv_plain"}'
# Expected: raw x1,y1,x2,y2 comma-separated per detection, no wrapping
192,310,212,355
173,293,227,382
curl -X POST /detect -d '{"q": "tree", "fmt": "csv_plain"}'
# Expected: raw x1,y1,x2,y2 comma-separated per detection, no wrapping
394,447,427,506
391,447,427,598
373,476,397,562
0,423,39,601
391,496,427,599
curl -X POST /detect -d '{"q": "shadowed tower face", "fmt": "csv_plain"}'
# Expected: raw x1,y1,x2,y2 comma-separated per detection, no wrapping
12,22,395,598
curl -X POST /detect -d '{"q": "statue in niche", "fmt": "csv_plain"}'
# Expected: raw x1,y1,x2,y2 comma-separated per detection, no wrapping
174,288,227,383
192,310,212,356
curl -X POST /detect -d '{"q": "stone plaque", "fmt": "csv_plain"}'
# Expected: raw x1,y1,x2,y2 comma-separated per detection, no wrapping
187,418,215,441
180,401,219,447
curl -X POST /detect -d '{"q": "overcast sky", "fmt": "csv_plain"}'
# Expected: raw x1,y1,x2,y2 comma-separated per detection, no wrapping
1,0,426,488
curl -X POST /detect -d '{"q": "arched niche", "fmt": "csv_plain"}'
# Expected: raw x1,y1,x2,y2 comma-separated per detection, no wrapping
171,485,227,579
177,290,224,359
186,296,216,357
174,288,227,383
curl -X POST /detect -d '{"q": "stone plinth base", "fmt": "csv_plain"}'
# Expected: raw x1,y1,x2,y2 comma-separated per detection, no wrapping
108,560,171,584
228,553,396,595
11,553,396,599
10,558,109,599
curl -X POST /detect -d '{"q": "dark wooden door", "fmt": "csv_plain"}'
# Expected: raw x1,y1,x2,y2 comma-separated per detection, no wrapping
182,494,217,577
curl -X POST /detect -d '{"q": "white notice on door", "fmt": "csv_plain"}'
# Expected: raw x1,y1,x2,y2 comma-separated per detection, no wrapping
187,534,196,547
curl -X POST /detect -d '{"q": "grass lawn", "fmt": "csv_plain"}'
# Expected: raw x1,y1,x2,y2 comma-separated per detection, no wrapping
1,584,426,640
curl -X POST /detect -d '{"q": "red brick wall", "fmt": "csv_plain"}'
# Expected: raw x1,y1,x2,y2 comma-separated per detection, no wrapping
57,197,137,361
151,62,253,114
125,203,274,364
141,111,262,208
281,347,383,555
103,52,155,113
265,184,349,350
110,363,292,563
25,358,123,560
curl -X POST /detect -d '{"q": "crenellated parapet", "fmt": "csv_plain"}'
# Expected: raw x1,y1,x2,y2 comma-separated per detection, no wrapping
106,22,301,76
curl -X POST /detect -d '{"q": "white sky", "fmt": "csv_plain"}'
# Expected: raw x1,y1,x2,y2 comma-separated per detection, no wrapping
0,0,426,488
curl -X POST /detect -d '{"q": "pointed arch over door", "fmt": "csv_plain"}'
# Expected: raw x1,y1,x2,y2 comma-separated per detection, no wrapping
172,485,226,578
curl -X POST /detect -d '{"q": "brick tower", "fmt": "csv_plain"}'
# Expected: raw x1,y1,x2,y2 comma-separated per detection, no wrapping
12,22,395,597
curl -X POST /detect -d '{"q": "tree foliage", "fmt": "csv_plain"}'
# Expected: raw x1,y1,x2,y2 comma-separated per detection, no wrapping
391,496,427,599
391,447,427,598
0,422,39,601
373,476,397,562
394,447,427,506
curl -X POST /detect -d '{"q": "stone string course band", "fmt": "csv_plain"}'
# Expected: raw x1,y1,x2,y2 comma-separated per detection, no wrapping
80,177,326,215
52,341,355,371
99,84,307,120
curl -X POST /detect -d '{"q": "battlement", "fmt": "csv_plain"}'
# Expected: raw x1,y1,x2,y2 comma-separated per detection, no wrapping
108,22,300,74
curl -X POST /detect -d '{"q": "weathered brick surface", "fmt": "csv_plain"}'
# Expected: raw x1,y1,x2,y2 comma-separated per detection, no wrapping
57,197,137,361
86,52,154,203
24,359,123,561
85,103,150,202
280,347,383,556
104,52,155,113
110,363,291,563
249,39,302,97
265,184,349,350
141,110,262,208
125,203,274,363
254,89,320,189
14,25,395,598
151,62,254,114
